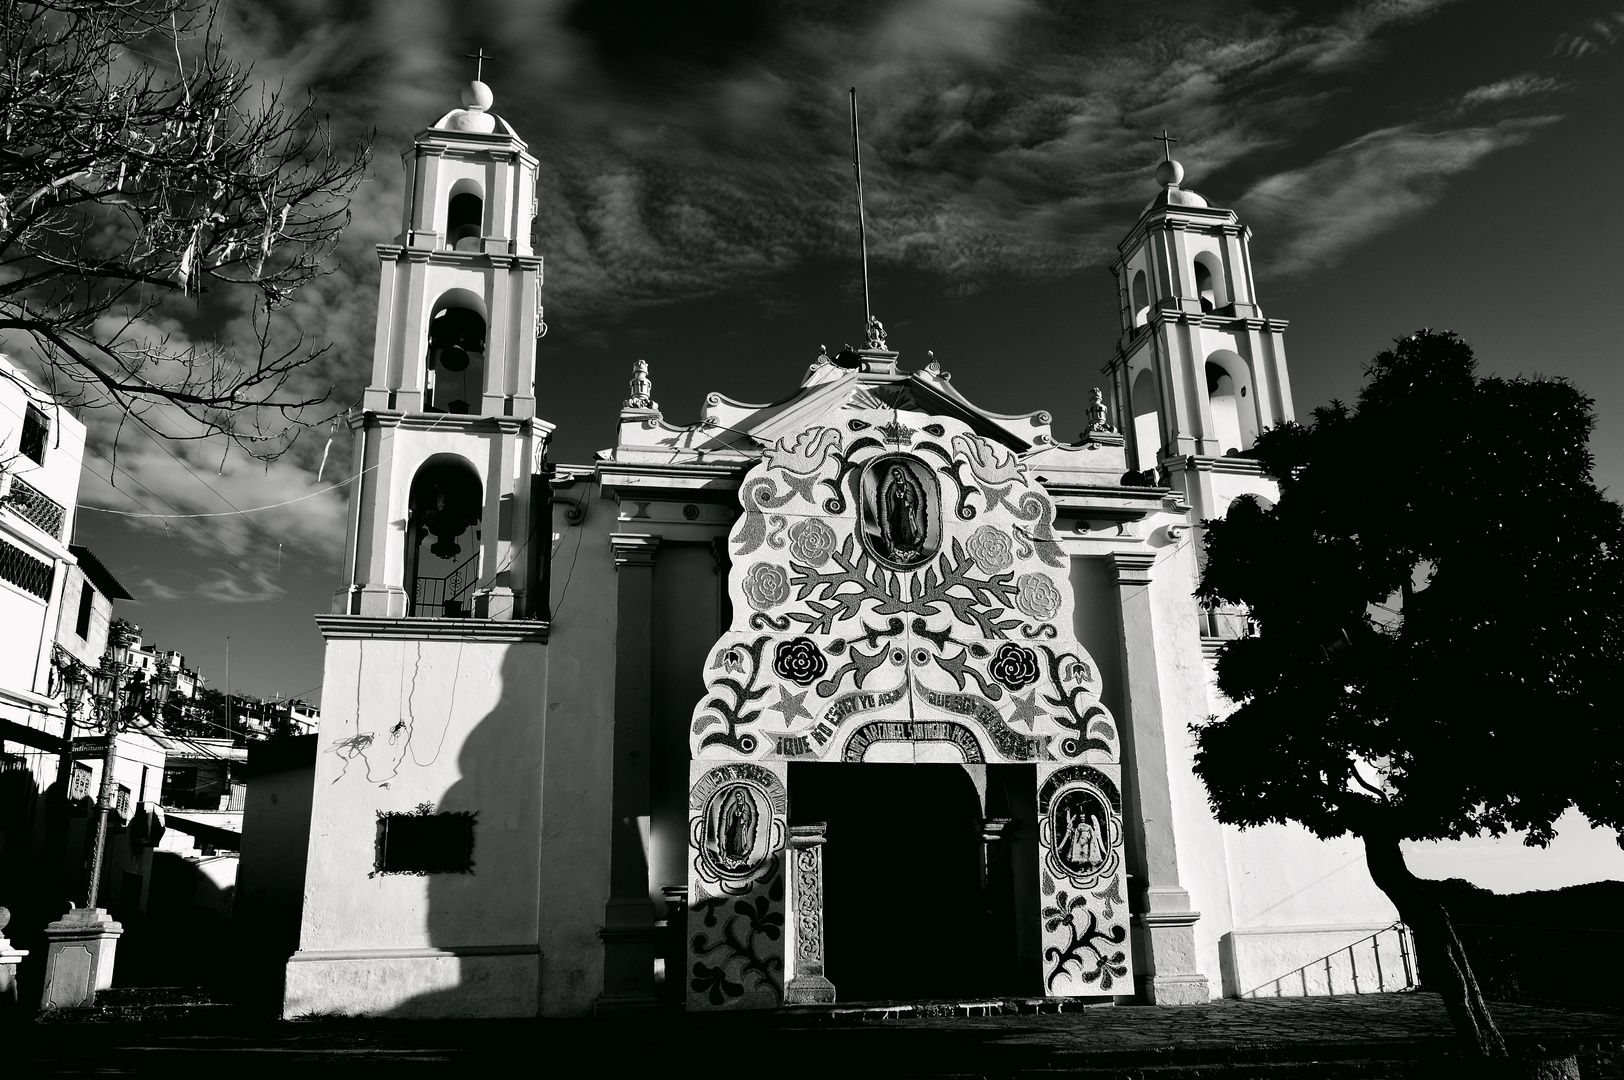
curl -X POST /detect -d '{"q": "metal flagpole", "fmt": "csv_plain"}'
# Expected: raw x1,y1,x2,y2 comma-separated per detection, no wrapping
849,87,872,336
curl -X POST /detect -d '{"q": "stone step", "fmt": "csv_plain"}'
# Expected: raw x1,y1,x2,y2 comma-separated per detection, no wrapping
95,986,213,1007
38,1001,243,1024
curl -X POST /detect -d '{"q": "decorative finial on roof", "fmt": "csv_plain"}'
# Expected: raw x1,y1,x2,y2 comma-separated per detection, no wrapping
866,315,887,351
1153,128,1184,188
436,50,497,133
623,359,658,412
1085,387,1117,434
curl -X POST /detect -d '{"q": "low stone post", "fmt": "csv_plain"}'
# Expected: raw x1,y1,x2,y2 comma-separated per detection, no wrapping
0,907,27,1015
785,823,836,1005
39,905,122,1010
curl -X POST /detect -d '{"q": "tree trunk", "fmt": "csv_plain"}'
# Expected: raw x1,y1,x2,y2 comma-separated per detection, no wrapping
1362,827,1508,1058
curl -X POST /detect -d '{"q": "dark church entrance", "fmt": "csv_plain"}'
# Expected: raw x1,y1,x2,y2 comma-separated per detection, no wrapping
789,763,1038,1001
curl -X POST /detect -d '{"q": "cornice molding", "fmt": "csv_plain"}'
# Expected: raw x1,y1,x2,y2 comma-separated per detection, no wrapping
1134,909,1202,928
610,532,661,568
1107,549,1158,586
314,614,549,643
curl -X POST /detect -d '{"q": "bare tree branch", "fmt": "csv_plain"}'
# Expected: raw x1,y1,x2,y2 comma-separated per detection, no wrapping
0,0,371,458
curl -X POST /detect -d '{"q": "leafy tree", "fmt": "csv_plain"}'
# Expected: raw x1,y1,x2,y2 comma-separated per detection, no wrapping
0,0,370,456
1194,330,1624,1058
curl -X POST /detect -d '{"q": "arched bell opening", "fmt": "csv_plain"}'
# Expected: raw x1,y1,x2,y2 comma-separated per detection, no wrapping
1192,251,1227,314
405,454,484,618
446,180,485,251
1131,367,1160,473
1205,349,1259,456
1131,269,1150,327
426,290,487,415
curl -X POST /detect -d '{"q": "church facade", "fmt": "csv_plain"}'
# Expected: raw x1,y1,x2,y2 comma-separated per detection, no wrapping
281,85,1400,1019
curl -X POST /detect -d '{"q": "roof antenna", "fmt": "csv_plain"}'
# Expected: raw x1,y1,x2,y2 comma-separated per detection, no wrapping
850,87,873,341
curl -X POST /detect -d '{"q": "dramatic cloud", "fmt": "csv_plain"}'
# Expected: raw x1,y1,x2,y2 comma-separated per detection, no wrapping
60,0,1596,594
1237,117,1558,276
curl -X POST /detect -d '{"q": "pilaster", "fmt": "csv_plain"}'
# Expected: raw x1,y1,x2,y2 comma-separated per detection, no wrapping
1107,549,1210,1005
598,531,662,1010
784,823,836,1004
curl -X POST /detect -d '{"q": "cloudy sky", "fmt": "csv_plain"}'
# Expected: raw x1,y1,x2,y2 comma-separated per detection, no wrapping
63,1,1624,883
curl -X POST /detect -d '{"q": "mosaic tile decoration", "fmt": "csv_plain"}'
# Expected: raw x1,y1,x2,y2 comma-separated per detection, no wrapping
1038,762,1131,995
690,408,1120,769
687,760,789,1010
687,405,1132,1000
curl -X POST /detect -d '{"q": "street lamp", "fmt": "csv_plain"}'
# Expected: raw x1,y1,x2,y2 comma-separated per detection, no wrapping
54,657,89,792
81,624,170,911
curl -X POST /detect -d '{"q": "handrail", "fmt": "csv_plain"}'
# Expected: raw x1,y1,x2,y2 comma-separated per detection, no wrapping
1243,921,1417,999
412,551,481,617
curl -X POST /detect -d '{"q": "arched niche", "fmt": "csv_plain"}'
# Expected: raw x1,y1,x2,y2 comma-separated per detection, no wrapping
1131,367,1160,473
1204,349,1258,455
405,454,484,618
1192,251,1227,313
447,178,484,252
1131,269,1150,327
426,289,487,415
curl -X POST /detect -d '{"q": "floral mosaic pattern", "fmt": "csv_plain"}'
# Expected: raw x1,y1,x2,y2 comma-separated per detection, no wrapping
689,403,1132,1002
688,760,789,1010
691,407,1117,768
1037,762,1130,995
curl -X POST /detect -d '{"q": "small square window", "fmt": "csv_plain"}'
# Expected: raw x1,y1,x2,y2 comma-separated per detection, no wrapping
375,806,476,876
116,785,131,817
20,404,48,465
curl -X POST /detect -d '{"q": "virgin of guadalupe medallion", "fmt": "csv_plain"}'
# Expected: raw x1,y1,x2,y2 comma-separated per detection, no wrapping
702,781,772,879
859,454,941,569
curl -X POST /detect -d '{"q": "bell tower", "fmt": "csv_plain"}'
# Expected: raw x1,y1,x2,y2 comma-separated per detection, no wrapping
1105,144,1295,522
334,78,552,620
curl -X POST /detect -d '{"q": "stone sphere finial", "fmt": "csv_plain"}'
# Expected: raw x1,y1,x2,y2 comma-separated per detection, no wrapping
461,81,494,111
1155,158,1185,188
0,905,10,933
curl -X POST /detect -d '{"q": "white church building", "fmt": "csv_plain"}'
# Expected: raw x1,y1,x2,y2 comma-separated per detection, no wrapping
281,82,1404,1019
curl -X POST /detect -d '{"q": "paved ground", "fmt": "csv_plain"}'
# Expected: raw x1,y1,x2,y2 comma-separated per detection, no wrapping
12,992,1624,1077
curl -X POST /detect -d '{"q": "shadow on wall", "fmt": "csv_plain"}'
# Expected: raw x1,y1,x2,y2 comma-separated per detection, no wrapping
114,852,235,992
383,639,544,1019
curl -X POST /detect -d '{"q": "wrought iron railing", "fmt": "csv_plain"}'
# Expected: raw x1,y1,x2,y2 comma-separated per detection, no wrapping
3,473,65,539
1243,922,1417,999
1200,605,1257,640
0,535,53,599
412,552,480,618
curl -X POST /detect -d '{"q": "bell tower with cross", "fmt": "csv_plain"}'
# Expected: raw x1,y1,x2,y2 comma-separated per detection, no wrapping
1104,132,1295,525
333,58,552,621
287,62,555,1021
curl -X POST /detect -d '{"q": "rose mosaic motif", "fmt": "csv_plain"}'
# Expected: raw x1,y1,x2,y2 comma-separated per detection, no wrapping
787,518,837,567
1015,572,1063,621
988,642,1040,690
742,562,790,611
772,637,828,686
965,525,1014,574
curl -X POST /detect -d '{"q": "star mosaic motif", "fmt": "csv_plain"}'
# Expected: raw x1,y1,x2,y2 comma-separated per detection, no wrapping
769,686,814,725
1007,689,1046,731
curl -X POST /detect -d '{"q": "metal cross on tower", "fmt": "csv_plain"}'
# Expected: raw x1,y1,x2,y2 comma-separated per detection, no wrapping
465,48,494,82
1154,128,1179,161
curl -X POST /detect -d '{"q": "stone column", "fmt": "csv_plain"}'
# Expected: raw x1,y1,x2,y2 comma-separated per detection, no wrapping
1108,550,1209,1004
39,905,122,1010
785,823,836,1004
597,532,661,1011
